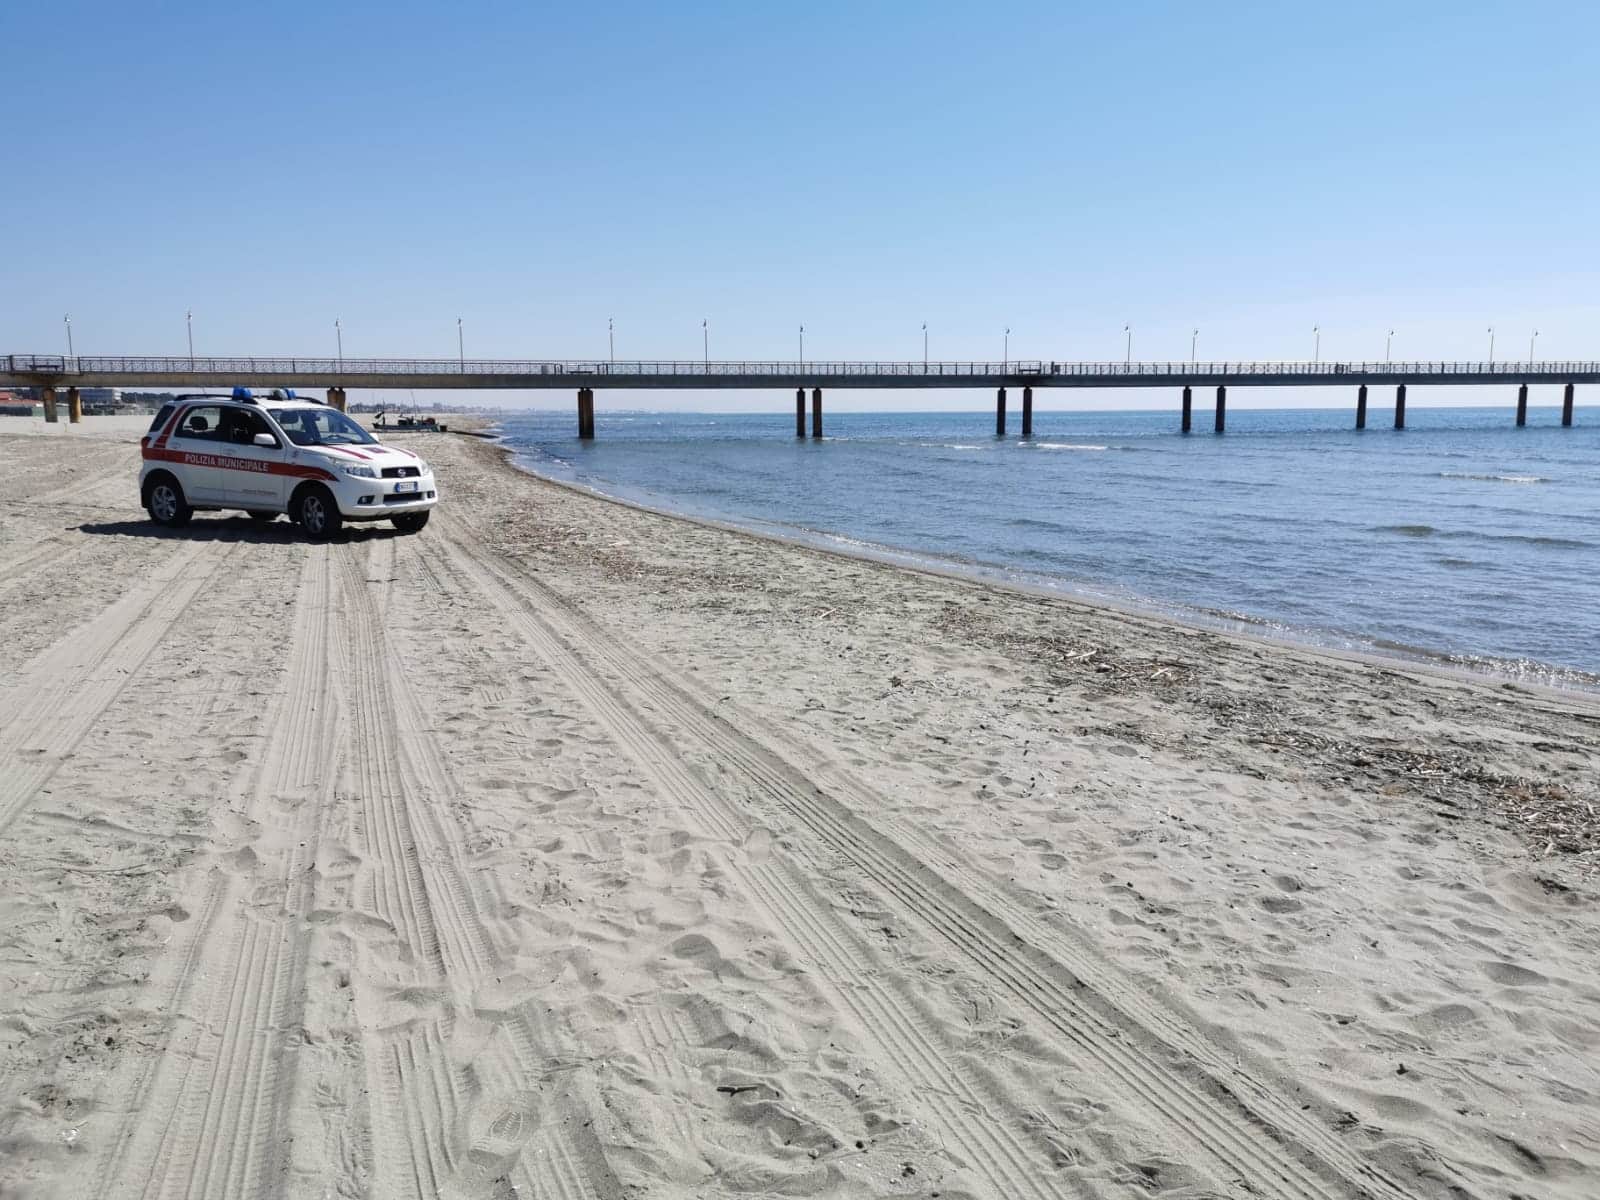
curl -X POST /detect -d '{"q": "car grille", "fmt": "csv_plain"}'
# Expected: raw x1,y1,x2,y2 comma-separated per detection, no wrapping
382,466,421,478
383,492,429,504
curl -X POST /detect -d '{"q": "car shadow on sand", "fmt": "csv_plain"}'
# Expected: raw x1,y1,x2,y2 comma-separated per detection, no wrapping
78,514,408,544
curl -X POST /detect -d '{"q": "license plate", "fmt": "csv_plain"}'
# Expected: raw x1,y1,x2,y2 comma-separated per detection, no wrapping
394,481,419,494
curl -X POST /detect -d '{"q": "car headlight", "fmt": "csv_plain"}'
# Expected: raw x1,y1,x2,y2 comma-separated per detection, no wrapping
339,463,378,479
414,459,431,475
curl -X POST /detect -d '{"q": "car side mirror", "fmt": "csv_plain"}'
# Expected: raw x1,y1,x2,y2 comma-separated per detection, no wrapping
253,432,279,448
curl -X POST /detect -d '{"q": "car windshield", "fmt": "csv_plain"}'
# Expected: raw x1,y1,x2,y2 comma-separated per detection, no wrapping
267,407,377,446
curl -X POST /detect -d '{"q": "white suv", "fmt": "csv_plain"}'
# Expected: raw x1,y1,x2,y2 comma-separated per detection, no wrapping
140,395,438,538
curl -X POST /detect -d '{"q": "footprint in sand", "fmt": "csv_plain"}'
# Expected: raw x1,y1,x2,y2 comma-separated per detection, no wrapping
1483,961,1549,987
450,1090,543,1185
229,845,261,873
743,826,774,866
1259,896,1303,914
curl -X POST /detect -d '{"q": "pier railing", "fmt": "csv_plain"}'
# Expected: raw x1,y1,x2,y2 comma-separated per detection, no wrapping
5,354,1598,387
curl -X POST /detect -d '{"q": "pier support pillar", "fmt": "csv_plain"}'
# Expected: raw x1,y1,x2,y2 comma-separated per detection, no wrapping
41,385,58,423
995,387,1007,436
1516,383,1528,427
1394,384,1406,430
326,386,347,412
1356,384,1367,430
67,386,82,423
1021,387,1033,439
1214,385,1226,433
796,388,806,437
811,387,822,438
1181,386,1192,433
1563,382,1575,427
577,388,595,439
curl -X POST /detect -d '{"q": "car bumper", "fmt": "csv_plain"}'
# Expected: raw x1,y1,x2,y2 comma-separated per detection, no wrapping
332,475,439,519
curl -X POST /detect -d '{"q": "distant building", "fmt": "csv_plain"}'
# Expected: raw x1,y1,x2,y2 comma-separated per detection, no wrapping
0,389,36,417
76,387,122,414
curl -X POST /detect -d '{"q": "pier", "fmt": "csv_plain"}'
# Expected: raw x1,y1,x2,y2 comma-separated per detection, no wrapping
3,354,1592,437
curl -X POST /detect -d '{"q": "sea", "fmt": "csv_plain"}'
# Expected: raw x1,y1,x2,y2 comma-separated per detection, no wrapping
496,405,1599,690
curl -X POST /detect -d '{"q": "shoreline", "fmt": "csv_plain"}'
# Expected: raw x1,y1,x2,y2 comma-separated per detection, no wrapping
486,430,1600,706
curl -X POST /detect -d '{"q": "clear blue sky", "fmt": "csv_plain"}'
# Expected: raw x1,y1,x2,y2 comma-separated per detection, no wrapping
5,0,1596,411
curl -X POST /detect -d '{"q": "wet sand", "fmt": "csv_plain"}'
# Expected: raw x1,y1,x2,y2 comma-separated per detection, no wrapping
1,416,1597,1199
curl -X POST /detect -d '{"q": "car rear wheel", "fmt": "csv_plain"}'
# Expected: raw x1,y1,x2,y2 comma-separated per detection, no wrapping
296,486,342,540
145,476,193,528
390,511,430,534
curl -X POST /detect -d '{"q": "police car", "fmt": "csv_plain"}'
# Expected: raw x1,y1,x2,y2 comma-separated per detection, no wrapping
140,391,438,538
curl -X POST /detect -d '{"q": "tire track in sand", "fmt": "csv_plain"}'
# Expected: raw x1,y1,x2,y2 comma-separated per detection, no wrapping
92,546,339,1200
331,547,619,1200
440,530,1415,1200
426,535,1082,1200
0,439,136,510
0,531,92,588
0,539,223,836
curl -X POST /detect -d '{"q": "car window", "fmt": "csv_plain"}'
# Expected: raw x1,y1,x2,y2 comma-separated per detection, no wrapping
220,406,277,446
267,407,377,447
175,405,222,441
147,404,174,435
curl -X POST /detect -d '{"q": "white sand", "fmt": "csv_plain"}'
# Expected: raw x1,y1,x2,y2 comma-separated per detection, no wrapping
0,412,158,438
1,426,1596,1199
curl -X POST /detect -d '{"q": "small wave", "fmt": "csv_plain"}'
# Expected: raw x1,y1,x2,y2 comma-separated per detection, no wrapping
1373,524,1590,549
942,443,984,450
1439,471,1550,484
1007,516,1069,533
1375,524,1437,537
1032,442,1108,451
1489,533,1591,549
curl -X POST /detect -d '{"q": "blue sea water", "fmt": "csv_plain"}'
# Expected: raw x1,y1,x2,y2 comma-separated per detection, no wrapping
498,405,1600,687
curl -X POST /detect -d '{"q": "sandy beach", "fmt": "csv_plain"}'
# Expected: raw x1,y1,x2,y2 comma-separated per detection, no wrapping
1,415,1597,1200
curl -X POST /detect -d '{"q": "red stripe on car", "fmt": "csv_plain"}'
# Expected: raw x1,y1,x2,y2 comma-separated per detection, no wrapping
149,404,188,451
141,445,338,482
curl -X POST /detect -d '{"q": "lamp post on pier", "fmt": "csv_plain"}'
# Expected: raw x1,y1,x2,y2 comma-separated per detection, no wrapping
335,318,343,371
64,314,73,359
1487,327,1495,364
1003,328,1009,373
609,318,614,364
457,318,463,370
1313,325,1320,364
799,324,804,365
922,323,927,369
186,310,194,367
1529,329,1539,366
702,319,708,366
1386,329,1393,363
1124,324,1131,364
1191,328,1198,365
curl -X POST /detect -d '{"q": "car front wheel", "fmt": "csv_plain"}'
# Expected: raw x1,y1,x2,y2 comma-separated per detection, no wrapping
296,486,342,540
391,511,430,534
145,476,193,528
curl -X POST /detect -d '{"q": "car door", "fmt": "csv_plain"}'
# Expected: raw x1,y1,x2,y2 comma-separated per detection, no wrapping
219,406,288,510
164,404,227,502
